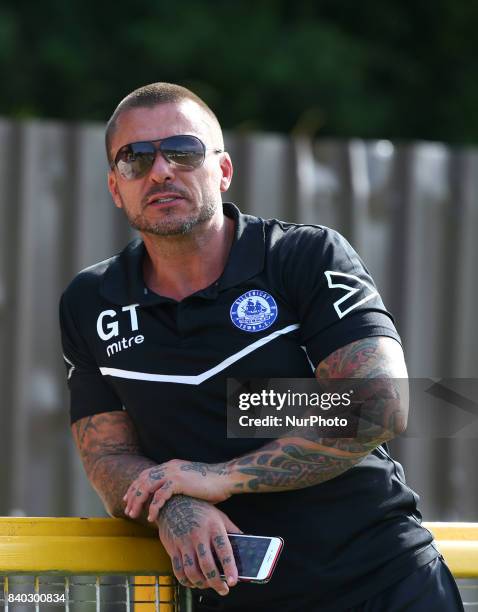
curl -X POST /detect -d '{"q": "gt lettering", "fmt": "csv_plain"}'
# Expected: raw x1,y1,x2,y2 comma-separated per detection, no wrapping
97,304,140,341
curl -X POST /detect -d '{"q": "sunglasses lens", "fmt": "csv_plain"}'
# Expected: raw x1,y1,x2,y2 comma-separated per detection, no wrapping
115,142,156,180
114,135,207,179
161,135,205,169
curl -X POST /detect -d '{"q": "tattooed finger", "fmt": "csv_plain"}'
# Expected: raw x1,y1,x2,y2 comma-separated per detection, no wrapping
147,481,175,522
213,535,226,548
173,555,193,588
183,553,194,567
195,540,229,596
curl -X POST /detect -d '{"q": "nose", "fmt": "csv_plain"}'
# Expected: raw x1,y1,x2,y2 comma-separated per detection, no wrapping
149,151,175,184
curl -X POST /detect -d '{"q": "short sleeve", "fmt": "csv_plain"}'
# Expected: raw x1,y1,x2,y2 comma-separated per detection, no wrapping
282,226,401,367
59,292,123,424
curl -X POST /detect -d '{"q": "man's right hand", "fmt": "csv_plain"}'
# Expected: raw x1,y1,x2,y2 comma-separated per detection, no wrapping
156,495,242,596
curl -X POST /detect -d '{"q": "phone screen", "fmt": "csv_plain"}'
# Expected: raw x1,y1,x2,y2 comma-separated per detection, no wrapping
229,535,272,577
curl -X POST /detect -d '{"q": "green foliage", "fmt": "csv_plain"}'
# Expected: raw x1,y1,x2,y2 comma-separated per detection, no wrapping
0,0,477,142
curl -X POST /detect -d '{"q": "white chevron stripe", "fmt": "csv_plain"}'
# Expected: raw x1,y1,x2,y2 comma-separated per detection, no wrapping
63,354,76,380
99,323,300,385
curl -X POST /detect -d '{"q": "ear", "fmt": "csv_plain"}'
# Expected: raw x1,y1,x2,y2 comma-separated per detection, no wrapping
219,153,233,193
108,170,123,209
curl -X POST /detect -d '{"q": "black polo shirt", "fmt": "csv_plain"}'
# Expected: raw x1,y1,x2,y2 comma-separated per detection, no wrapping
60,202,439,612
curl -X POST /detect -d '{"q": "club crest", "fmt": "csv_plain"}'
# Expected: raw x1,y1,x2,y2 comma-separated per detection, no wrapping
230,290,278,332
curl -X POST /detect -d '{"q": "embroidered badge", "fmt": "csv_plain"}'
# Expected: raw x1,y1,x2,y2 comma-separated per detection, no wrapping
230,290,278,332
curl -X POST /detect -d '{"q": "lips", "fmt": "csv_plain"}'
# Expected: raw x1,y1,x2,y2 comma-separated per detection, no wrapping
145,192,186,206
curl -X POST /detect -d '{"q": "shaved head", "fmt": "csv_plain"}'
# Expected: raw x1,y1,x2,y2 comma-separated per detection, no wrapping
105,82,223,164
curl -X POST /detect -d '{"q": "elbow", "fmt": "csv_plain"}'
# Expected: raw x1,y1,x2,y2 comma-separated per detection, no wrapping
107,503,125,519
385,407,408,440
90,481,125,519
394,410,408,436
101,492,127,519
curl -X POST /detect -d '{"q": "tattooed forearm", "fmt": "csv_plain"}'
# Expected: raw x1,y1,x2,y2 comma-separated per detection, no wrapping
227,337,408,494
229,439,365,492
92,454,156,523
72,411,156,523
73,412,144,474
180,462,229,477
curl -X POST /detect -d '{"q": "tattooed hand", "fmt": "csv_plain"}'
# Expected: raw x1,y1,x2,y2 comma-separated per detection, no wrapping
156,495,242,596
123,460,233,522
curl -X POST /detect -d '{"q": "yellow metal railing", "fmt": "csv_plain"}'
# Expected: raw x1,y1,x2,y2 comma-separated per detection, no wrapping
0,518,476,610
0,517,182,611
424,522,478,578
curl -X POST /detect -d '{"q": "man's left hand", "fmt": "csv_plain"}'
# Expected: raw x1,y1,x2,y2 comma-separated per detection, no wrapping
123,459,232,522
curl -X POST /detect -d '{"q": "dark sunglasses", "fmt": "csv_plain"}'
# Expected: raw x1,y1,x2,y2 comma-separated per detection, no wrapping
112,134,223,180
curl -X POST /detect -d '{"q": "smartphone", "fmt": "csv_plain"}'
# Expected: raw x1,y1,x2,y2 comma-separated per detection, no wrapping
216,533,284,583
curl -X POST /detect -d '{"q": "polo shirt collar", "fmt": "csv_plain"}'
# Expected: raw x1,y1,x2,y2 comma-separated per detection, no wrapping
100,202,265,305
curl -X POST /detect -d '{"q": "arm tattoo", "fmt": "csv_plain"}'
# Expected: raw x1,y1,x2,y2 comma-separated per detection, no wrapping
315,336,404,379
229,337,408,493
180,462,229,476
72,411,155,522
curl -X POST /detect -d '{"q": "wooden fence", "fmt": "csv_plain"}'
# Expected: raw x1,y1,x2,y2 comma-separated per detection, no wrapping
0,119,477,521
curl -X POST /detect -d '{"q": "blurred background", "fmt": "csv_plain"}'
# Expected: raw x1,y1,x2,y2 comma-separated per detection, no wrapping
0,0,477,523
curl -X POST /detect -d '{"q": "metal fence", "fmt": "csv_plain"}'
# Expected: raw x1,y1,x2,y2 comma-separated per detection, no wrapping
0,518,186,611
0,519,476,610
0,118,477,521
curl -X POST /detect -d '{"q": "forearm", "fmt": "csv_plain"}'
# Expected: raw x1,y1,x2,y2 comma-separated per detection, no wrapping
224,432,375,495
166,427,381,499
72,412,157,525
191,426,381,497
125,382,406,506
222,337,408,494
91,453,156,522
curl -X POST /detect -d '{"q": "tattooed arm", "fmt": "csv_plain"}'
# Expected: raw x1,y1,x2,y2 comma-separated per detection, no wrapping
125,336,408,519
72,411,241,595
227,336,408,494
72,411,157,523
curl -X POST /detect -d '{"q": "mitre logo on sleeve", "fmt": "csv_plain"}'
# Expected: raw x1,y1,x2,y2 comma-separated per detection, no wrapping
230,290,278,332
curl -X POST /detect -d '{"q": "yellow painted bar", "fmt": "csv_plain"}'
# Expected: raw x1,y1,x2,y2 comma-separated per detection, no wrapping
0,517,477,612
424,522,478,578
0,517,171,574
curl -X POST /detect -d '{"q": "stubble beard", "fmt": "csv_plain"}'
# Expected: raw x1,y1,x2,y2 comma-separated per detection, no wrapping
121,195,218,236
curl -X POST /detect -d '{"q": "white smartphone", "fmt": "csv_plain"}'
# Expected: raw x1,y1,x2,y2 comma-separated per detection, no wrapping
216,533,284,583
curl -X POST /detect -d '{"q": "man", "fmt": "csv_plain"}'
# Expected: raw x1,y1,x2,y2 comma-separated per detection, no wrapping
60,83,464,611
